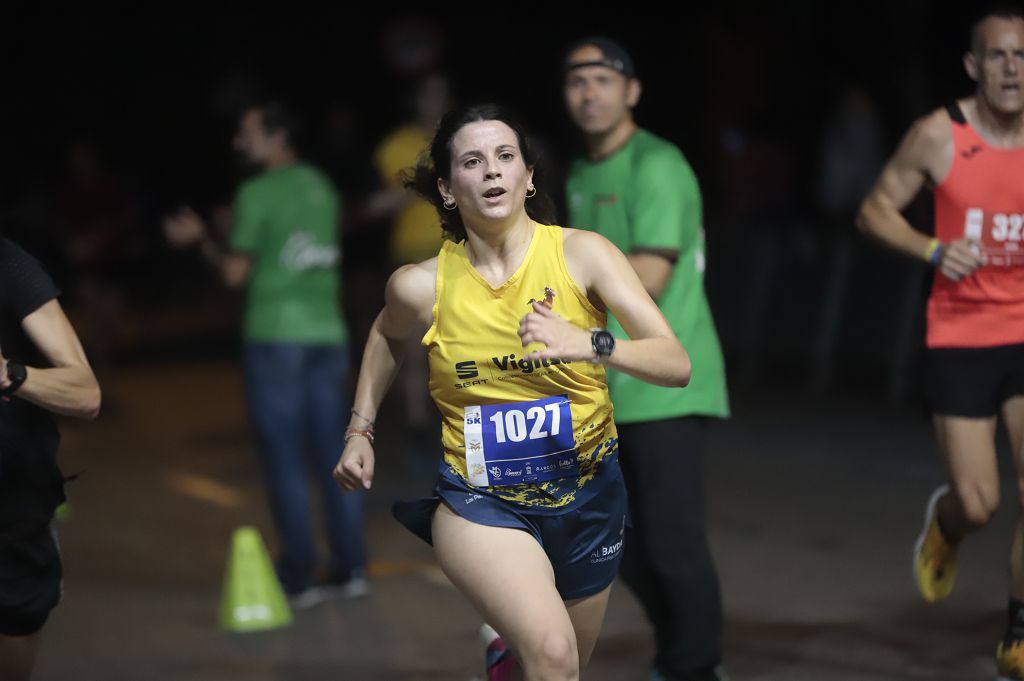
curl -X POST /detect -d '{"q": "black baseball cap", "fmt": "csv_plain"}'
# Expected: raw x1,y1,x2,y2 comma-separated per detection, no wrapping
564,36,637,79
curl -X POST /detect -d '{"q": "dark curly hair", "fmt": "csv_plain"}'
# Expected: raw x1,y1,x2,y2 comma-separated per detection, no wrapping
404,103,556,242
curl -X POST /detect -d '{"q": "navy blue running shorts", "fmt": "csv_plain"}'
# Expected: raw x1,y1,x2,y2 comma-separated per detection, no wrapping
393,462,628,600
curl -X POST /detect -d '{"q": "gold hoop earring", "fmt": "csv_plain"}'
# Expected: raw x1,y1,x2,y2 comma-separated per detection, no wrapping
525,185,537,198
443,198,457,210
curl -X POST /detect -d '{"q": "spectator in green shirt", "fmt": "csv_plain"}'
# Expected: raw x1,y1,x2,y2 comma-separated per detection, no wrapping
563,37,730,681
164,102,367,606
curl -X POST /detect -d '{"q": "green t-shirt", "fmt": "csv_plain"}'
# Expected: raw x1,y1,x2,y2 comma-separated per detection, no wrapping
567,129,729,422
229,163,347,344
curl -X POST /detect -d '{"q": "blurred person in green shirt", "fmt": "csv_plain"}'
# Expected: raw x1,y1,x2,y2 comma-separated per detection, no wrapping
165,102,366,606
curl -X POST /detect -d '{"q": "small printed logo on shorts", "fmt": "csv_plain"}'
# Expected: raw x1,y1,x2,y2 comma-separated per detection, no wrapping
465,494,483,505
589,537,624,563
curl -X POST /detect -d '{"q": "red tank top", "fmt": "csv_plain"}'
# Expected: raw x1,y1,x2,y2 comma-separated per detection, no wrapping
928,103,1024,348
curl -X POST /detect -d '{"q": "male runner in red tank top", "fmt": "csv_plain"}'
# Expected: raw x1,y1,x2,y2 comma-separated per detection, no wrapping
858,9,1024,678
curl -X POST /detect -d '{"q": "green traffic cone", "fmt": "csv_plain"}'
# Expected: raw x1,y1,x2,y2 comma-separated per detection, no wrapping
219,526,292,632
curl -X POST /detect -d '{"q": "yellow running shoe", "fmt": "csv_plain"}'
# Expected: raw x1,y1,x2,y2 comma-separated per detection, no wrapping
997,639,1024,680
912,485,958,603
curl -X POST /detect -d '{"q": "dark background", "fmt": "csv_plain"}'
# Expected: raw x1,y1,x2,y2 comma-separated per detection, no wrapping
8,7,1023,679
0,3,1000,401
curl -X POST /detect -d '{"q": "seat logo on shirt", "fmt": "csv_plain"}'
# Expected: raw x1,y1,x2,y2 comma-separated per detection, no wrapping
455,360,479,379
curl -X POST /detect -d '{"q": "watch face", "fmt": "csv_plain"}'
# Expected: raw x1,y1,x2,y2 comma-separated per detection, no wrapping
2,360,25,395
594,331,615,355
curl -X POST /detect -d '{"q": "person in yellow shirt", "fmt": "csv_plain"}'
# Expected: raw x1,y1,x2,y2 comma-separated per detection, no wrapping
370,73,452,475
335,104,691,679
372,73,451,266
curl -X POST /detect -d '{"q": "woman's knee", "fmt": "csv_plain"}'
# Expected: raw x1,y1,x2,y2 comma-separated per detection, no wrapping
520,629,578,680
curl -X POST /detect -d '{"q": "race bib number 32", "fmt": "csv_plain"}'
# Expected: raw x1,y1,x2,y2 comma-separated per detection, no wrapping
964,208,1024,266
464,395,577,487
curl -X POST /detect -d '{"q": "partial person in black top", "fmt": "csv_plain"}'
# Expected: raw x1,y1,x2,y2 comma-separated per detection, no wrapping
0,237,100,681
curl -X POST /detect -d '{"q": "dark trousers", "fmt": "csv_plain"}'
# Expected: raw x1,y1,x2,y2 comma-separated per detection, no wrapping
617,416,723,681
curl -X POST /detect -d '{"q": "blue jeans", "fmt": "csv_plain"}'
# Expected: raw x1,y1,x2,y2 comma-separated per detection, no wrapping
243,342,365,594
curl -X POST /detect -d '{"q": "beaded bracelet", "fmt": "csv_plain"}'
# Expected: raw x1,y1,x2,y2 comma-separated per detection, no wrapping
344,427,375,444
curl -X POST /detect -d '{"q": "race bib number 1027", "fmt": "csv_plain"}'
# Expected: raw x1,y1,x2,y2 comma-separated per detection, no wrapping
464,395,577,487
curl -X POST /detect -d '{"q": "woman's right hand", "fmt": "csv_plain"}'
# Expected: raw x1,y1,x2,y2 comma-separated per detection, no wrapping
334,436,376,491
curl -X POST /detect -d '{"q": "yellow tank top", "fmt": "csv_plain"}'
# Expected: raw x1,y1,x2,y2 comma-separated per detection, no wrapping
423,223,618,509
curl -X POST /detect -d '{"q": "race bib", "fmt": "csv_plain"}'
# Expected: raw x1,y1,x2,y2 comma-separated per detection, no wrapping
463,395,577,487
964,208,1024,267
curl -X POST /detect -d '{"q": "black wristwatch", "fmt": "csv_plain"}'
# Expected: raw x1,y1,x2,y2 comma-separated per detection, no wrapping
591,329,616,364
1,360,27,397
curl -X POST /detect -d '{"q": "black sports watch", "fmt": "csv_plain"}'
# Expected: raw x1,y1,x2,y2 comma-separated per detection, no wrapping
590,329,616,364
1,360,27,397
